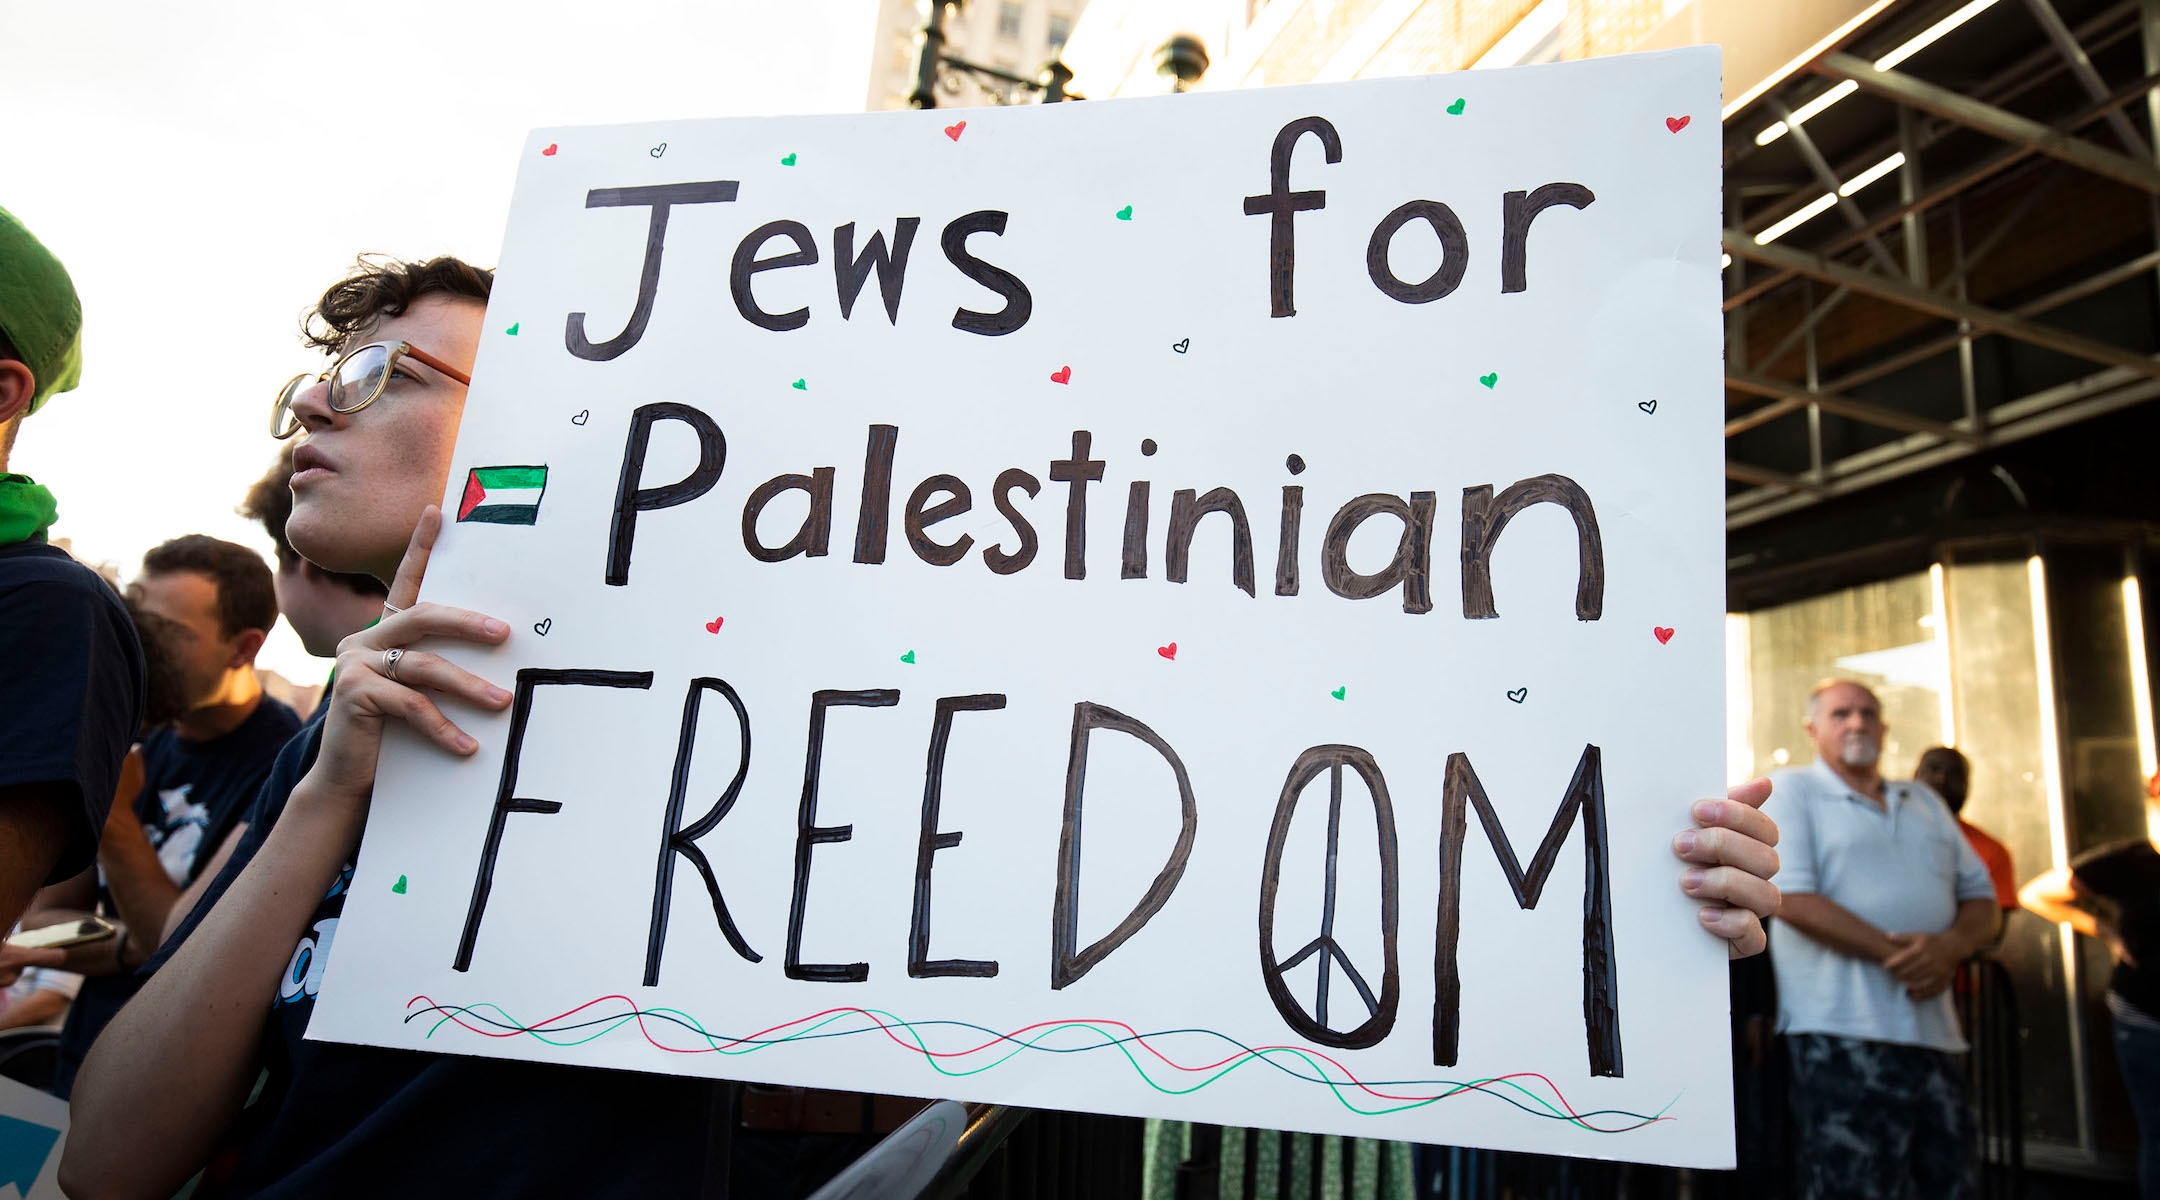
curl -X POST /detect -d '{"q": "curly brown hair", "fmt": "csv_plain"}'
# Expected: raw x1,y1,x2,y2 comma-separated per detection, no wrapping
304,254,494,358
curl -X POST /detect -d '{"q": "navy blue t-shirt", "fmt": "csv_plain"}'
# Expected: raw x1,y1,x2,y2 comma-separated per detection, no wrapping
0,537,143,881
52,696,303,1098
131,697,301,888
149,717,720,1198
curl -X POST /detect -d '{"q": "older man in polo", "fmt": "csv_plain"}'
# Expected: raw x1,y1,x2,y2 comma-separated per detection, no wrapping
1768,678,2000,1199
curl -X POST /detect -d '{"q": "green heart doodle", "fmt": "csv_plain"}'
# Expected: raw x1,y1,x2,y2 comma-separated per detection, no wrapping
1447,98,1466,115
781,152,798,166
1331,686,1347,701
1116,205,1133,220
1479,372,1498,388
792,379,807,390
900,650,917,664
392,875,409,894
505,323,519,336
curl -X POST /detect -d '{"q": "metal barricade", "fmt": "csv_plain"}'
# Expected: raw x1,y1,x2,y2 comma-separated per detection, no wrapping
1957,957,2027,1200
812,956,2026,1199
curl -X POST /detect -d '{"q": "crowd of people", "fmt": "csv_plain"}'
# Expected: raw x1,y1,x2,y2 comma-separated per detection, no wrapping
0,187,2139,1199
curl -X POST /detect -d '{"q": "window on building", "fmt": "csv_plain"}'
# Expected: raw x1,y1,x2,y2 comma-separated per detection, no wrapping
998,2,1023,40
1047,14,1071,51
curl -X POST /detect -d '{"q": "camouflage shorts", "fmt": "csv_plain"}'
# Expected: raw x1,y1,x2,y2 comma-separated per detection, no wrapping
1787,1033,1975,1200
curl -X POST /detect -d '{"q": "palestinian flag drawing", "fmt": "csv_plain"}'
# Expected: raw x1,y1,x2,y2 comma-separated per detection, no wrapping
457,465,548,526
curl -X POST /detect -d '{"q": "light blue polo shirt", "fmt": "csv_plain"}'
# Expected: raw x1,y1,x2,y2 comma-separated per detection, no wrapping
1765,758,1997,1053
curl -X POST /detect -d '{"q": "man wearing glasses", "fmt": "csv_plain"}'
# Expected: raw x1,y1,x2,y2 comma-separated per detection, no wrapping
69,255,1785,1198
0,208,144,944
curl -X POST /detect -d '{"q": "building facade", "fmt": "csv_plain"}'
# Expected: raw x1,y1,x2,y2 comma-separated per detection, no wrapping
1060,0,1690,99
866,0,1088,110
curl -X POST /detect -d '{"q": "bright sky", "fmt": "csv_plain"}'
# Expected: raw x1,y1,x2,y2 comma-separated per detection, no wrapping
1,0,880,682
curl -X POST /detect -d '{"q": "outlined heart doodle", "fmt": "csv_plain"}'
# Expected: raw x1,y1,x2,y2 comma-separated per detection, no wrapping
1172,339,1190,354
571,410,590,426
650,142,667,158
533,618,552,636
1638,399,1657,415
1506,687,1528,703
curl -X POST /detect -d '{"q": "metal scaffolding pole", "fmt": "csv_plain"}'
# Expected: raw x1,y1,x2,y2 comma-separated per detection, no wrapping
1817,52,2160,194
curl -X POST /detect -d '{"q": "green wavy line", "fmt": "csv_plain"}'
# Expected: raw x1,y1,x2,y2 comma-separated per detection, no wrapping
418,1002,1669,1132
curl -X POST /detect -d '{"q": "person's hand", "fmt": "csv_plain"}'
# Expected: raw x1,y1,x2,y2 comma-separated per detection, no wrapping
303,506,513,817
0,943,65,988
1674,777,1781,959
1883,931,1961,999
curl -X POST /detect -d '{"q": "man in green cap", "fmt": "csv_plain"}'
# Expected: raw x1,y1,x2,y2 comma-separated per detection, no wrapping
0,205,145,937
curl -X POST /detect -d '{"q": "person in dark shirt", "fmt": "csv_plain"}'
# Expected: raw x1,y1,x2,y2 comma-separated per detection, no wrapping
2022,776,2160,1199
1915,746,2017,913
0,206,144,944
239,444,390,722
65,257,1786,1199
38,535,301,1095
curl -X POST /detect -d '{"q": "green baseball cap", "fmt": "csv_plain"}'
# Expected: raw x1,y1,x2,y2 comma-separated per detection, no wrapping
0,206,83,414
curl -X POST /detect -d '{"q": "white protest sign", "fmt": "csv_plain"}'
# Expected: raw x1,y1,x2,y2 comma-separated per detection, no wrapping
313,47,1731,1167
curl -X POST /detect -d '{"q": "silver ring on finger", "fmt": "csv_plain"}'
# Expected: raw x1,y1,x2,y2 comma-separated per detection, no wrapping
382,647,406,682
381,600,405,616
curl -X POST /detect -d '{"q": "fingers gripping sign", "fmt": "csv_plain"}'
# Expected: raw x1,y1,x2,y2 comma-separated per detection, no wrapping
308,507,515,817
1674,777,1781,960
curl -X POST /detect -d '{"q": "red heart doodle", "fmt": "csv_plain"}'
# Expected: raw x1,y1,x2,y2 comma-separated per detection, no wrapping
705,617,725,634
1157,642,1177,660
1664,116,1690,133
945,121,967,141
1050,365,1072,384
1654,626,1674,644
541,143,559,156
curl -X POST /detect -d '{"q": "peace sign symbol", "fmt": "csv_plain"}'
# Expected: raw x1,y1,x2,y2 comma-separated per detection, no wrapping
1257,745,1402,1050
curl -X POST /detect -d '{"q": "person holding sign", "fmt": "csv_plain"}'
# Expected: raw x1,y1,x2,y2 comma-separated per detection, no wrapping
68,255,1782,1199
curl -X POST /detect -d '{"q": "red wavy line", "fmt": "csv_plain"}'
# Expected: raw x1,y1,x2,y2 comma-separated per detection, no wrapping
407,994,1616,1120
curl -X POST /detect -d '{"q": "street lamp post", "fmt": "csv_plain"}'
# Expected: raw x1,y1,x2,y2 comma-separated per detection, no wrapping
909,0,1079,108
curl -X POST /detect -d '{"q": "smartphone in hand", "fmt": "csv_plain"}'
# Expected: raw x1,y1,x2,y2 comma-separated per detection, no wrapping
8,915,117,950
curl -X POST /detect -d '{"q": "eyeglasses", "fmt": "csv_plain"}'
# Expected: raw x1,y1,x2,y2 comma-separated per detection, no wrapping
271,340,472,439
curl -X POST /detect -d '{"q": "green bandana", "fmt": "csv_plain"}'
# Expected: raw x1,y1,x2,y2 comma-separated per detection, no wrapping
0,474,58,544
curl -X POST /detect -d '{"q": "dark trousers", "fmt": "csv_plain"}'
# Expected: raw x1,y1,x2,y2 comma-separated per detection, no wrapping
2115,1015,2160,1200
1787,1032,1975,1200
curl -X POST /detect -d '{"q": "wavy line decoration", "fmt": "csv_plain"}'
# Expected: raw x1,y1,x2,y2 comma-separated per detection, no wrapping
404,995,1676,1134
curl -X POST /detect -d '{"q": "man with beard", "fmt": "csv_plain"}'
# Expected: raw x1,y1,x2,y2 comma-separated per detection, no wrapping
1768,678,2000,1199
40,536,300,1095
